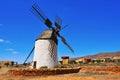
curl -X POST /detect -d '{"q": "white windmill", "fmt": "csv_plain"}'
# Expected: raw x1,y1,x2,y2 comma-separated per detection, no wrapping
23,3,74,69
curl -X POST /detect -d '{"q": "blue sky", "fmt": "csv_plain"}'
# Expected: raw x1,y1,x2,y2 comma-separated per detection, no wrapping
0,0,120,63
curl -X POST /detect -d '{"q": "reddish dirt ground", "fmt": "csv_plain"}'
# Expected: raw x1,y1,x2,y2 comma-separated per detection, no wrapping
0,66,120,80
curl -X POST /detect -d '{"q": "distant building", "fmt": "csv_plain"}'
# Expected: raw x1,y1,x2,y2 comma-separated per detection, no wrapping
104,58,112,62
83,58,91,63
113,56,120,59
75,58,91,64
61,56,69,64
75,58,83,63
0,60,14,66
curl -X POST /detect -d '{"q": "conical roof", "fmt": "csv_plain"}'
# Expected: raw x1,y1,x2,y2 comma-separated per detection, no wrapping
38,30,53,39
36,30,58,44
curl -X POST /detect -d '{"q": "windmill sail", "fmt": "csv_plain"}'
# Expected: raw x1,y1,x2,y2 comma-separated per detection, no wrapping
56,32,74,55
31,3,52,28
55,16,62,31
61,36,74,54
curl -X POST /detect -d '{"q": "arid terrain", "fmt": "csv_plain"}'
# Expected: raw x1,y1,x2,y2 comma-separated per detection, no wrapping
0,66,120,80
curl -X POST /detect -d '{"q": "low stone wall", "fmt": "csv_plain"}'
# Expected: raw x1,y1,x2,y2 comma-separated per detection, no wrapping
7,67,81,76
80,66,120,72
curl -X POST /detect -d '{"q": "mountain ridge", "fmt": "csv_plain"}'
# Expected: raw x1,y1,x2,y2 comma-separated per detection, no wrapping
71,51,120,60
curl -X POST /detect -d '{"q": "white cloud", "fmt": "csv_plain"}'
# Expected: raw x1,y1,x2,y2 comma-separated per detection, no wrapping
6,48,18,54
12,51,18,54
0,38,11,44
0,39,4,43
6,48,14,51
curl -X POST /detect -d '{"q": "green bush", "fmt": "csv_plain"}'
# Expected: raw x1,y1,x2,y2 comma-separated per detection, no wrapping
78,61,83,65
69,60,77,64
4,63,9,67
40,66,48,69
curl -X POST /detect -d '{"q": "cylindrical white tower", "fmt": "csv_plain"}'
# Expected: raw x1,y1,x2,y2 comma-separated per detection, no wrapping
33,30,58,69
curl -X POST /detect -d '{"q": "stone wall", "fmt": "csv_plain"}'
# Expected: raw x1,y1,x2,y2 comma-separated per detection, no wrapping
80,66,120,72
7,68,80,76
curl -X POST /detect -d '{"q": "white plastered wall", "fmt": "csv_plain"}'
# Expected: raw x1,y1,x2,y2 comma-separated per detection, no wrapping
33,39,58,68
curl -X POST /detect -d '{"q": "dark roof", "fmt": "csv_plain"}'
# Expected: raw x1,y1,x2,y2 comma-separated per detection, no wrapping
61,56,69,59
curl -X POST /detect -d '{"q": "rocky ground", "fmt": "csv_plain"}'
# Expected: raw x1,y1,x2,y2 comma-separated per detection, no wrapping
0,66,120,80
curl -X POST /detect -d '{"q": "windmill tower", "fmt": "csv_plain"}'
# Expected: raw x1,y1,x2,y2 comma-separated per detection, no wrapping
23,3,74,69
33,30,58,68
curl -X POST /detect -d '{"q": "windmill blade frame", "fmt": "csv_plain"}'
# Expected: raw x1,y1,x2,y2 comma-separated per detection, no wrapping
61,24,69,30
31,3,52,28
55,16,62,26
23,47,35,64
54,16,62,31
57,32,74,55
61,36,74,54
55,22,61,31
31,3,47,22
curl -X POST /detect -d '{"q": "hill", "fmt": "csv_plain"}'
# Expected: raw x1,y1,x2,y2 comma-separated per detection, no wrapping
71,51,120,60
